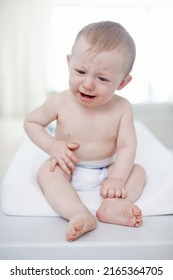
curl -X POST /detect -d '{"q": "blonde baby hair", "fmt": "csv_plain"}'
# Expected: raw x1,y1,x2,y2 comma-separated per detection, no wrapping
72,21,136,75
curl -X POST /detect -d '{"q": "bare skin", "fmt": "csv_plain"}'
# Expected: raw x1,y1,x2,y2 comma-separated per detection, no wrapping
96,164,145,228
37,161,97,241
97,200,142,227
37,161,145,241
65,210,97,241
25,35,146,241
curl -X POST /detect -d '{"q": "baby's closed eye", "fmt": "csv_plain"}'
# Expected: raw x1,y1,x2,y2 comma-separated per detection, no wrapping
76,69,86,75
98,76,109,82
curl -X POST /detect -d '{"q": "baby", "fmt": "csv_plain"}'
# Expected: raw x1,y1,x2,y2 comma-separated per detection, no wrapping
24,21,146,241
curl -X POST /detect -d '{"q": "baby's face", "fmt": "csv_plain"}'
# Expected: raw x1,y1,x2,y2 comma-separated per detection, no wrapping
67,37,130,108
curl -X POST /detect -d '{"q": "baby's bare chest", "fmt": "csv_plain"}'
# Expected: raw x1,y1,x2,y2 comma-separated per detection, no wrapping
56,109,120,143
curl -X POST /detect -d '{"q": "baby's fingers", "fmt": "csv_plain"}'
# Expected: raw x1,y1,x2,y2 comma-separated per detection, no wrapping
113,187,122,198
100,184,127,199
50,157,72,175
50,157,58,172
107,187,118,198
58,158,72,175
63,155,77,172
120,188,127,198
109,187,127,198
66,149,79,164
100,184,108,198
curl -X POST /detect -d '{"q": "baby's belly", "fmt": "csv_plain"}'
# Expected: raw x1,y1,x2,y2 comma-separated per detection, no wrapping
55,129,116,161
74,141,115,161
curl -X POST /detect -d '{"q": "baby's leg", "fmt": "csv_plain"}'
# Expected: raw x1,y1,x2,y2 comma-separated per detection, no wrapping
96,164,146,227
37,161,97,241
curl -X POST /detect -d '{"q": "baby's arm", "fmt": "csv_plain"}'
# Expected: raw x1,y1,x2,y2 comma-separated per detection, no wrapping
100,101,136,198
24,94,79,175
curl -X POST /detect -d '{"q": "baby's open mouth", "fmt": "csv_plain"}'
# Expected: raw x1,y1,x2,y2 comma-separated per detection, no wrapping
80,92,96,99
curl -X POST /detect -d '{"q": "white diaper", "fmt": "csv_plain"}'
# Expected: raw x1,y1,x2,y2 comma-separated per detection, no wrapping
71,156,114,191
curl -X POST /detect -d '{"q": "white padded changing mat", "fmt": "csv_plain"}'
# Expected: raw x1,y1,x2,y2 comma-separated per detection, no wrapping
1,121,173,217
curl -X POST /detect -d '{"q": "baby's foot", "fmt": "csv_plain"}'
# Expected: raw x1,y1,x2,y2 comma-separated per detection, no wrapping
65,211,97,241
96,199,142,227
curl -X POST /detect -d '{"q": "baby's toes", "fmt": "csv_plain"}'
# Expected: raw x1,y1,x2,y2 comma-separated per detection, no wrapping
66,221,84,241
66,227,76,241
125,204,143,227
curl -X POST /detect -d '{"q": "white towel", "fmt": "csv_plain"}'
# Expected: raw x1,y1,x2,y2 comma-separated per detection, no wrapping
1,121,173,217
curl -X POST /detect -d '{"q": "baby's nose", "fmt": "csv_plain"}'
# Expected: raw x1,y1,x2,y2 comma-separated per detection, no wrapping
83,77,95,90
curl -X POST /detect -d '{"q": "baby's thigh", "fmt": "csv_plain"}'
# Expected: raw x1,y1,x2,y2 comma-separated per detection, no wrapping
37,160,72,188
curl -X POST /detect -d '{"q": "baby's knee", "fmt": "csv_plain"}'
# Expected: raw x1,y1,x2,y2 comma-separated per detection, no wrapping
134,163,146,174
133,163,147,183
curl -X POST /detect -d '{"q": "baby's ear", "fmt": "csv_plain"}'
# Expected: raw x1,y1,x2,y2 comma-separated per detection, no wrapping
117,75,132,90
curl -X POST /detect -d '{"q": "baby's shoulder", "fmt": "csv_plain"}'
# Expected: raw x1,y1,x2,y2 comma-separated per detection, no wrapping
47,90,69,105
113,95,132,110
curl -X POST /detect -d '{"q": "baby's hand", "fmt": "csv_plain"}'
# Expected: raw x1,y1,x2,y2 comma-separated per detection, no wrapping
48,140,79,175
100,177,127,199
